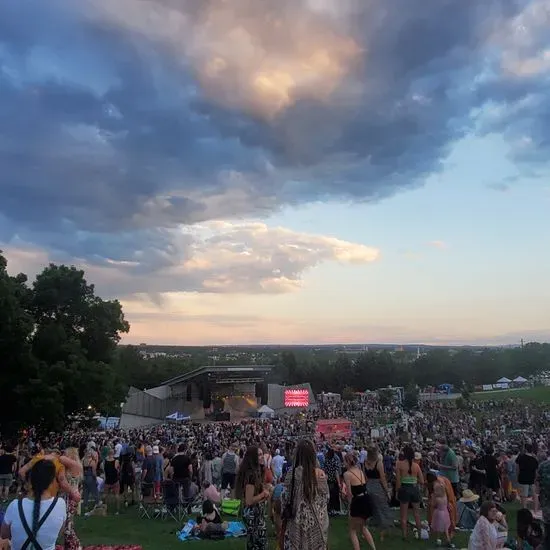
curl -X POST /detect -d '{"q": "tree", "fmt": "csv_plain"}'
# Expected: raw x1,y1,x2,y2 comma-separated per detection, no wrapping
403,384,419,411
0,253,130,436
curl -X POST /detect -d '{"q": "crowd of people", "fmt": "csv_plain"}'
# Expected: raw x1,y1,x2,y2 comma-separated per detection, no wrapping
1,393,550,550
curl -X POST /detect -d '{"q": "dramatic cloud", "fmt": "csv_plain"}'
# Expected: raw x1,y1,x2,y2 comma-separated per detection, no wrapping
2,222,379,296
0,0,548,293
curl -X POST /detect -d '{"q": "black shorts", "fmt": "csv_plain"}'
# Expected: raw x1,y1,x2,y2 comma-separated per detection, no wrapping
398,484,421,504
222,473,236,490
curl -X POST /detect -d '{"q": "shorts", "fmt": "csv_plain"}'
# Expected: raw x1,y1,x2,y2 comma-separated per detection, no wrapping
104,482,120,495
120,476,134,495
519,484,534,498
0,474,13,488
221,473,236,490
398,484,421,504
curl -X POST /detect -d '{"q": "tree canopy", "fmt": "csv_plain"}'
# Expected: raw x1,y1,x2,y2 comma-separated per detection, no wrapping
0,252,129,436
270,345,550,394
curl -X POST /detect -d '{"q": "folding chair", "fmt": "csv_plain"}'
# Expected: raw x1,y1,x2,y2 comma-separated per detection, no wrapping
138,482,160,519
159,480,179,521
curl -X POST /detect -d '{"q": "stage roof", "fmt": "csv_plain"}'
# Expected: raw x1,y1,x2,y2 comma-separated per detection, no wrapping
162,364,274,386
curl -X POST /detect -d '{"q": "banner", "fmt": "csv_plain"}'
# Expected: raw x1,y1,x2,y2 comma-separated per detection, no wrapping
315,419,352,440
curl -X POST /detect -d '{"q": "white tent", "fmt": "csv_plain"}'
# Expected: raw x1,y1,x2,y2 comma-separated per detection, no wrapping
165,411,190,422
513,376,528,383
497,377,512,383
257,405,275,418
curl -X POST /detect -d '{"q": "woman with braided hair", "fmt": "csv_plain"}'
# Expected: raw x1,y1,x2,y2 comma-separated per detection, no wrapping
1,459,66,550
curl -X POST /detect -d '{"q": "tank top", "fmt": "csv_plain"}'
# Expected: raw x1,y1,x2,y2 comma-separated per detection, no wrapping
104,459,119,485
400,461,417,484
364,461,381,480
349,469,367,497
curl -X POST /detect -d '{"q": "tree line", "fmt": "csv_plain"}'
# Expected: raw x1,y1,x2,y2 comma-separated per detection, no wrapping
2,250,549,435
117,341,550,398
275,344,550,395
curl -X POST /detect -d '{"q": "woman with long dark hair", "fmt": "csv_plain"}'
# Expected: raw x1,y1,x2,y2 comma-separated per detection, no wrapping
235,446,270,550
282,439,329,550
1,459,66,550
395,445,423,539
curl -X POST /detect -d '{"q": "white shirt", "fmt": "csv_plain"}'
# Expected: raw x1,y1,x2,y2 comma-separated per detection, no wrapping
3,497,67,550
272,455,285,475
114,443,123,458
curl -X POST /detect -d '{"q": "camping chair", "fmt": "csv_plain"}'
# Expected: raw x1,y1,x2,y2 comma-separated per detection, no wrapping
159,480,179,521
169,480,198,522
138,481,160,520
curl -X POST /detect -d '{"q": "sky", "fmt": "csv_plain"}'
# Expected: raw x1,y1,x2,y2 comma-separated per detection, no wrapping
1,0,549,345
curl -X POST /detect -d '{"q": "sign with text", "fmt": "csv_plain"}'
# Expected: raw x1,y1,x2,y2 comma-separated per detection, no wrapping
284,388,310,407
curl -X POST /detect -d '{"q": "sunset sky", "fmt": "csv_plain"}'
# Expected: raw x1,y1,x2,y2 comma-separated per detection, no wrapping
1,0,549,345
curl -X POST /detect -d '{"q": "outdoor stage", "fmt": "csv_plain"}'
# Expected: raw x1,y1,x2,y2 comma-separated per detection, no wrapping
120,365,273,428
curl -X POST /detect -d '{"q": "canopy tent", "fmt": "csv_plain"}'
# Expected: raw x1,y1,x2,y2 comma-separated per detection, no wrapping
257,405,275,418
497,377,512,383
165,411,190,422
513,376,528,383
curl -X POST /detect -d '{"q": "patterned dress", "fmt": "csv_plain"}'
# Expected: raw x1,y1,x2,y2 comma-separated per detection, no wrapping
64,472,82,550
282,467,329,550
242,500,267,550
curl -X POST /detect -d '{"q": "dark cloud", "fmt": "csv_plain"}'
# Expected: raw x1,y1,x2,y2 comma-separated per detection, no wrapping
0,0,547,288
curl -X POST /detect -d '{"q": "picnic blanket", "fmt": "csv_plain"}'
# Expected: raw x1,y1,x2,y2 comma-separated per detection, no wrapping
177,520,246,541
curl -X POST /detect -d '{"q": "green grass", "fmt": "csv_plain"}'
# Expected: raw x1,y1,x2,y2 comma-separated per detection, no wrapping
73,505,518,550
472,385,550,403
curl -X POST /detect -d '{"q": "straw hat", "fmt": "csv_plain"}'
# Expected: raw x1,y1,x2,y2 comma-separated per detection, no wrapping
459,489,480,503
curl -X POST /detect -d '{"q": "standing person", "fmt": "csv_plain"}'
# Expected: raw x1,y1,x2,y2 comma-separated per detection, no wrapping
152,446,163,498
396,445,424,540
103,449,121,514
81,449,99,511
0,446,17,502
271,450,285,484
61,447,83,550
235,446,270,550
221,444,239,493
1,459,66,550
437,439,460,496
200,451,214,486
536,456,550,549
343,452,376,550
170,444,192,498
430,483,452,547
323,447,342,516
364,445,393,542
211,452,223,488
119,451,135,507
282,439,329,550
426,472,457,537
516,444,539,511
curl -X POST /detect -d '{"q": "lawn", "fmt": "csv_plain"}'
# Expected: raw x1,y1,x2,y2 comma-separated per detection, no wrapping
73,506,517,550
472,385,550,403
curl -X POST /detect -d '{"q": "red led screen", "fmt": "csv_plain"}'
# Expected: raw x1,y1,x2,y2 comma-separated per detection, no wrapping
284,388,310,407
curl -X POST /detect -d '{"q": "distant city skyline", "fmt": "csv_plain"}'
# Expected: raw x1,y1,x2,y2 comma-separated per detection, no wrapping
1,0,549,345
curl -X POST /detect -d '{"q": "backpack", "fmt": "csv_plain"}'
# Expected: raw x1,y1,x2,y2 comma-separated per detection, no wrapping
222,453,237,475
